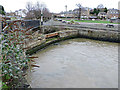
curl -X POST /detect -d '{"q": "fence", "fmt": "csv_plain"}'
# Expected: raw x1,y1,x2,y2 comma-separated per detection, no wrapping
4,20,40,29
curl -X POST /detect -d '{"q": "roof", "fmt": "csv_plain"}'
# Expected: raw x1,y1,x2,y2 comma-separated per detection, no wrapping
107,9,119,15
108,8,118,11
98,12,107,15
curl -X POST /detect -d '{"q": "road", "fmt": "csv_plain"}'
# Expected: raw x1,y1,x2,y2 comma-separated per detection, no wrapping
43,19,119,31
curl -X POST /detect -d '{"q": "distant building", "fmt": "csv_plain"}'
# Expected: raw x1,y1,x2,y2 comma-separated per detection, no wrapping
107,8,119,19
73,7,90,18
15,9,27,18
56,7,90,18
55,13,65,18
119,1,120,10
98,12,107,19
6,11,23,20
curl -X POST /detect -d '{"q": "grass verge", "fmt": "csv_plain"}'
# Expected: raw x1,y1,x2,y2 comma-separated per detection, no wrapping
65,19,119,24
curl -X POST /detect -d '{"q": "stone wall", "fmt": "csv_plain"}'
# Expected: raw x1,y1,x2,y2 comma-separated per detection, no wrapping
59,30,78,38
26,28,119,55
58,29,119,42
78,29,119,42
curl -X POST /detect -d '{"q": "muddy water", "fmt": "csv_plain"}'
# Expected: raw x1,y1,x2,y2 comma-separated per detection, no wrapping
26,38,118,88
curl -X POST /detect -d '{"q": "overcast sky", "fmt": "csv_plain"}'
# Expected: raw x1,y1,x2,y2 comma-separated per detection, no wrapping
0,0,119,13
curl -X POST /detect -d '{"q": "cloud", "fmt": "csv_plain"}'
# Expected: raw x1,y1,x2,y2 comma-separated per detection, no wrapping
0,0,119,13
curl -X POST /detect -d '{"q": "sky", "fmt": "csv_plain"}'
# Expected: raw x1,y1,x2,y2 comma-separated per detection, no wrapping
0,0,120,13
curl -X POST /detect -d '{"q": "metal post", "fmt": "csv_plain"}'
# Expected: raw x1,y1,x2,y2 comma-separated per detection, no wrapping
40,8,44,33
41,8,43,26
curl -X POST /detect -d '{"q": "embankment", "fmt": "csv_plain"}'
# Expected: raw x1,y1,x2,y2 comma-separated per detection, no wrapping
26,28,119,55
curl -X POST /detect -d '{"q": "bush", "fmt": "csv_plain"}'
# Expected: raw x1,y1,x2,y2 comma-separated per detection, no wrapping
70,20,75,23
1,19,33,88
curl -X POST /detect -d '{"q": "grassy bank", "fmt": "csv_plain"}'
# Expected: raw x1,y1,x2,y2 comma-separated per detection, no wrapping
65,19,119,24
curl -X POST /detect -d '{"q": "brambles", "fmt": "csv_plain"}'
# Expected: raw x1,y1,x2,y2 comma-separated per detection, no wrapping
0,18,35,88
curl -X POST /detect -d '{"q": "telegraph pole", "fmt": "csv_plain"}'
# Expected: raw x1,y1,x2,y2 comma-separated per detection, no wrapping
76,4,82,20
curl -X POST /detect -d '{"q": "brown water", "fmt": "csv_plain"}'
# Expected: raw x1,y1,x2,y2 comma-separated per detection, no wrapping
26,38,118,88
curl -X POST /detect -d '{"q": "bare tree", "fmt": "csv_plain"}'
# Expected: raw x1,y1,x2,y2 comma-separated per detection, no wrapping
21,9,27,16
26,2,33,12
24,1,51,20
32,2,46,19
25,2,34,19
76,4,82,20
97,4,104,9
43,8,52,21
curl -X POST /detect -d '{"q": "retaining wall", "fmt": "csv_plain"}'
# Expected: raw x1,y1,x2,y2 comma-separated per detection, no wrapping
78,29,119,42
58,29,119,42
26,28,119,55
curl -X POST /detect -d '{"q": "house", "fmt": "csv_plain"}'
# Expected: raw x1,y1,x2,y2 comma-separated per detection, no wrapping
98,12,107,19
73,7,90,18
55,10,75,18
107,8,119,19
6,12,23,20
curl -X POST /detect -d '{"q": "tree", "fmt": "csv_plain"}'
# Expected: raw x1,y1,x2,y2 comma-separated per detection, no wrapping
104,7,108,13
93,8,97,14
91,8,100,16
43,8,52,21
26,2,33,12
76,3,82,20
97,4,104,9
24,2,34,19
24,1,51,20
96,9,100,16
0,5,5,15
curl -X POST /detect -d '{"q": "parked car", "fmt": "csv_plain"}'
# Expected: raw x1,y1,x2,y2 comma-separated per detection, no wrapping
62,20,66,23
58,19,62,21
106,24,114,28
66,21,72,24
55,18,59,21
